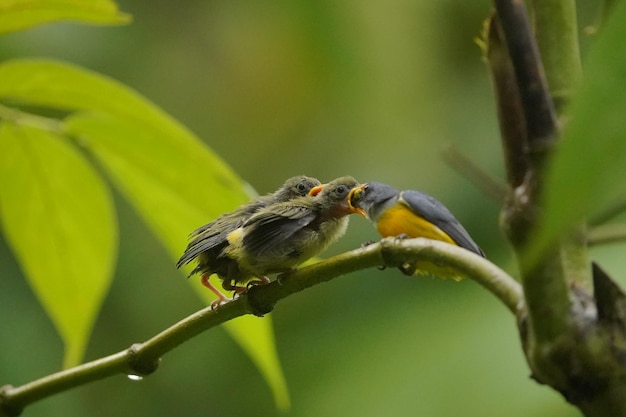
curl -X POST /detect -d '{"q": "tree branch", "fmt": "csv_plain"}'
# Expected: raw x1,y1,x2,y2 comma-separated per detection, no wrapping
481,12,529,189
0,238,522,416
494,0,558,161
488,0,570,345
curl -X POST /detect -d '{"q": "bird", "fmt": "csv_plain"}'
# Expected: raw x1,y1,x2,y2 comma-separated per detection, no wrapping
348,181,485,280
222,176,365,288
177,175,321,303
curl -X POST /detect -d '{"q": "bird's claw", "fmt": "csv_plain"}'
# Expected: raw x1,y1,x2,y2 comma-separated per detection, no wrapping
246,276,271,290
398,263,416,276
360,240,377,249
210,298,229,310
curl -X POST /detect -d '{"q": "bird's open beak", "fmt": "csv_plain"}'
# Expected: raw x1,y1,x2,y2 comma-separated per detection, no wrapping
348,185,367,218
308,183,327,197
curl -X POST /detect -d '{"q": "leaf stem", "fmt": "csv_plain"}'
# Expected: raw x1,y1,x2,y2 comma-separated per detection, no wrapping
0,104,63,133
0,239,521,416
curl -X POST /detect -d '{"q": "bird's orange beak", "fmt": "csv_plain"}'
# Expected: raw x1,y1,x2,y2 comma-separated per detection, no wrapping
348,185,367,218
309,183,326,197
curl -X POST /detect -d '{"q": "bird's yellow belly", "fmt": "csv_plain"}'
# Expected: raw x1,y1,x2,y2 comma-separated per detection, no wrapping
376,204,457,245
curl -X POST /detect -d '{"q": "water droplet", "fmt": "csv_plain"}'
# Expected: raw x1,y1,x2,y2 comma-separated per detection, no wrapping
127,374,143,381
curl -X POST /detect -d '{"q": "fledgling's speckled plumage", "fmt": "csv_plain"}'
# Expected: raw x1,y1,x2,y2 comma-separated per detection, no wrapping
176,176,321,293
223,176,363,279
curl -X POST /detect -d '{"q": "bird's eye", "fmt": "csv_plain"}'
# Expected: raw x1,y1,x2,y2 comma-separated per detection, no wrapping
297,183,307,192
336,185,347,195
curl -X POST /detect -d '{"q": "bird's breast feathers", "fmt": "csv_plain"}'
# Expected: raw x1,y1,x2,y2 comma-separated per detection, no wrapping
376,204,456,245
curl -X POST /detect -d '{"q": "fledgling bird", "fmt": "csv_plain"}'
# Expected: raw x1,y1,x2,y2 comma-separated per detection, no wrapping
349,181,485,280
177,175,321,302
222,176,365,284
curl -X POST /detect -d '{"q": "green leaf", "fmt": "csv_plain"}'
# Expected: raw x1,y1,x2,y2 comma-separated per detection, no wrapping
533,1,626,255
0,58,290,408
64,113,246,251
0,122,117,367
0,0,131,34
0,57,250,246
64,112,290,409
225,316,291,410
0,58,182,129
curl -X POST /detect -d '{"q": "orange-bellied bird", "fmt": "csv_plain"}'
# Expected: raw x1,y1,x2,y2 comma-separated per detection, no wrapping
177,175,321,303
349,182,484,279
222,176,365,290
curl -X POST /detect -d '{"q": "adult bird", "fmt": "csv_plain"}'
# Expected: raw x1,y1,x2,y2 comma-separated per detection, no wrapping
177,175,321,303
222,176,365,290
349,181,484,279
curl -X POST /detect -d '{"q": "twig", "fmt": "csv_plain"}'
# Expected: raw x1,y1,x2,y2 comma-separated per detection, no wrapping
441,144,507,201
588,223,626,246
0,238,522,416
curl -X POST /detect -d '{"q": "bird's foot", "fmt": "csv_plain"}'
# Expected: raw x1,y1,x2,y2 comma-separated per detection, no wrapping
360,240,377,248
246,276,271,290
201,274,231,310
398,262,417,276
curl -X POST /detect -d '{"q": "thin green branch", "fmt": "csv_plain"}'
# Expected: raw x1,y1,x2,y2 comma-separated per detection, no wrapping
588,223,626,246
0,239,522,416
441,144,507,201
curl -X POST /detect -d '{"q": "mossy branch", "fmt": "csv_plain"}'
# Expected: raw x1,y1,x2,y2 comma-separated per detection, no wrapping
0,238,521,417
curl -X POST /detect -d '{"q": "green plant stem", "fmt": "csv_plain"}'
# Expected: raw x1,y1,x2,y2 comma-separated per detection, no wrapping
530,0,590,291
530,0,583,111
0,238,522,416
491,0,570,344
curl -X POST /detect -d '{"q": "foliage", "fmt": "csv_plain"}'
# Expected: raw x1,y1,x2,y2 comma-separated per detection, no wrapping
538,0,626,255
0,2,289,410
2,0,626,416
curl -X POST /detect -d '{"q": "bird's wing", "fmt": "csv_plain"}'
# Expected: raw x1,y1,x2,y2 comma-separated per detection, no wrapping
400,190,484,256
241,203,317,256
176,216,246,267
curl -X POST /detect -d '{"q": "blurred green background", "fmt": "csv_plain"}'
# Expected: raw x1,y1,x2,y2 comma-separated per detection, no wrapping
1,0,615,416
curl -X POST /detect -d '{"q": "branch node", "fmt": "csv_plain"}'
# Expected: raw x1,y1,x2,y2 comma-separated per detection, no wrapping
0,385,22,417
126,344,160,377
246,285,276,317
378,237,409,268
